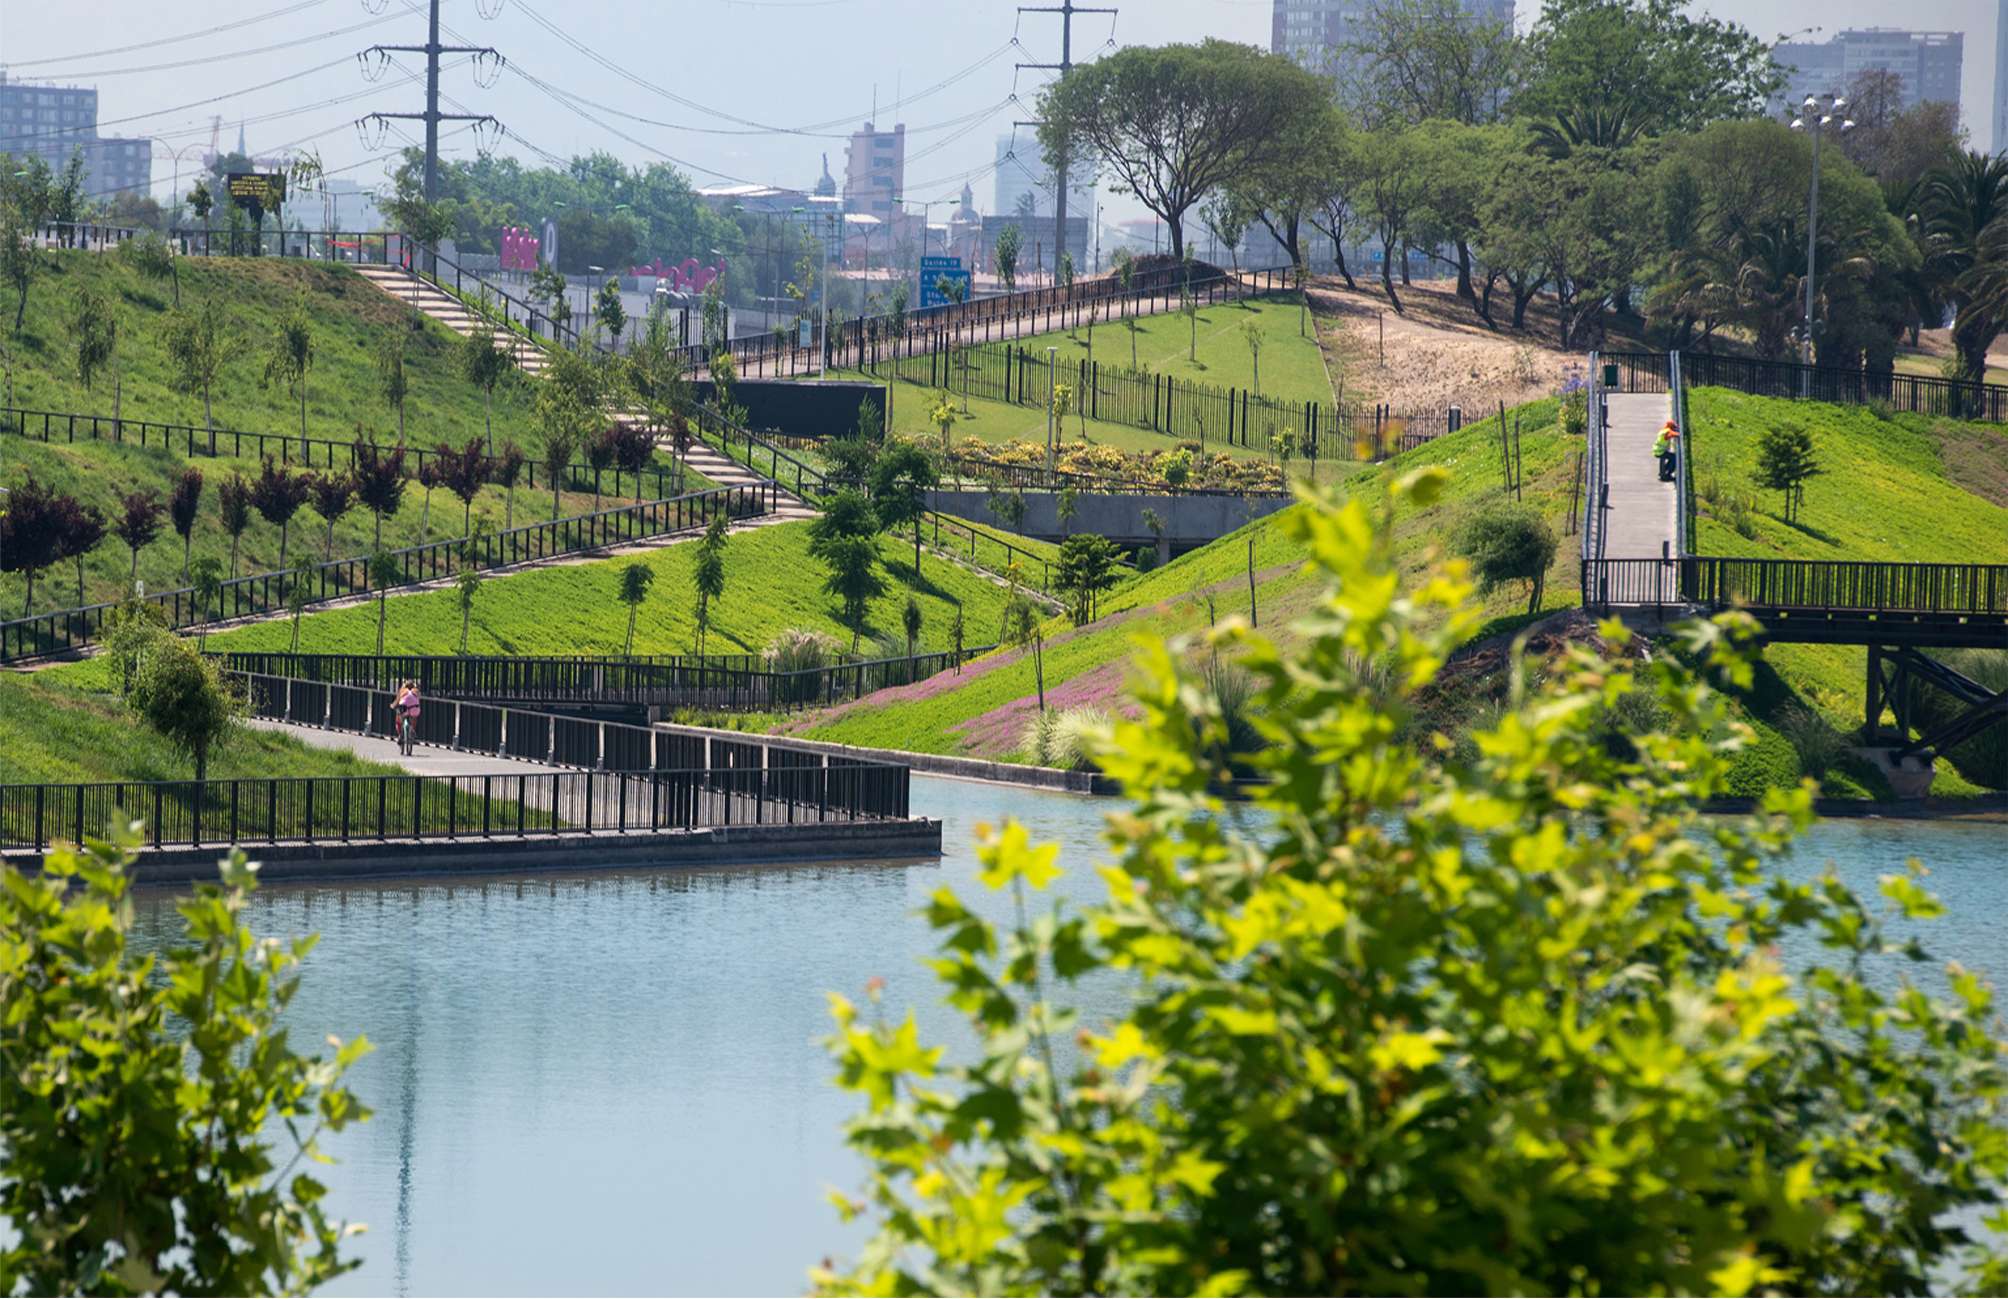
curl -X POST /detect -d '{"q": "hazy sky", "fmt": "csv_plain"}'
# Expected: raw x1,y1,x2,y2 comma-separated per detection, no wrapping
0,0,1999,230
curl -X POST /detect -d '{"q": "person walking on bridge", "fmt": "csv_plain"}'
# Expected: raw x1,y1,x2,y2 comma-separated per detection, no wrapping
1653,420,1680,483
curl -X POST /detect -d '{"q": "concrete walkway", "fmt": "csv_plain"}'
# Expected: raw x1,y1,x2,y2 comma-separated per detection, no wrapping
1603,392,1678,559
249,718,538,777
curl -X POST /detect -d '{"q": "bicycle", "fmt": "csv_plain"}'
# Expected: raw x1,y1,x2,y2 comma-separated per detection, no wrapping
398,710,417,756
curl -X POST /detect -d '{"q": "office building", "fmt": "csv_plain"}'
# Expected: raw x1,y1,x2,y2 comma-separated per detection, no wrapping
842,121,904,219
993,133,1094,226
0,76,153,203
1272,0,1513,86
1994,0,2008,153
1771,29,1964,117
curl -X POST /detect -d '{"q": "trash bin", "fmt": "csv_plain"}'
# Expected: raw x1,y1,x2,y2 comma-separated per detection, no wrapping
1602,362,1619,388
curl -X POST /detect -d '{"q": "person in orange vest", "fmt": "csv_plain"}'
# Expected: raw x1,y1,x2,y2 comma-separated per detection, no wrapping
1653,420,1680,482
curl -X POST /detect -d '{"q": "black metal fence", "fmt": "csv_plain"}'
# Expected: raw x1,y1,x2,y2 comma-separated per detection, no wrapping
0,761,909,854
1602,350,2008,423
872,336,1462,461
0,404,685,499
685,403,1063,592
0,483,773,663
1582,557,2008,616
218,645,992,713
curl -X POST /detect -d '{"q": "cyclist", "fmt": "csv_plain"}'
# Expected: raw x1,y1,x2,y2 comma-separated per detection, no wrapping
394,680,422,755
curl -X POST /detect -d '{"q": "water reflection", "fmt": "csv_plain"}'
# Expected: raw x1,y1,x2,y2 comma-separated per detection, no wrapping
124,783,2001,1297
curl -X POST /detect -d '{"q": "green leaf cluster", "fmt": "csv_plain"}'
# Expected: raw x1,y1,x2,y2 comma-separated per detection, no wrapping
0,833,371,1294
818,471,2008,1296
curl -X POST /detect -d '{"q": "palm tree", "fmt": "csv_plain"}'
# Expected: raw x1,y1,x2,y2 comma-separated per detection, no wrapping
1920,151,2008,383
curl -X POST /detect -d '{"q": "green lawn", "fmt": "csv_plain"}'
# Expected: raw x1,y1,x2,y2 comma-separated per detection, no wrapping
993,295,1331,405
0,671,406,785
5,250,543,451
149,518,1024,661
0,432,676,618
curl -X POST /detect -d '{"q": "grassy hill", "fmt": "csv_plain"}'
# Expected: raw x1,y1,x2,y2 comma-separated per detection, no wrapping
137,518,1028,661
5,250,542,449
790,397,1577,762
998,295,1330,403
1686,387,2008,795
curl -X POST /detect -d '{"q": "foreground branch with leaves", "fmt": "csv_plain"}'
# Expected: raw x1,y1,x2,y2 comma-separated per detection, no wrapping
817,472,2008,1296
0,833,372,1294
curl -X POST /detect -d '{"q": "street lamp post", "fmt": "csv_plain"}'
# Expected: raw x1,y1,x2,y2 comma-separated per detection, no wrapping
1790,93,1855,396
1046,344,1059,468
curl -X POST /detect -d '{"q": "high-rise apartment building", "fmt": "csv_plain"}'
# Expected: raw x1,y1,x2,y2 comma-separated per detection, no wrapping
1771,29,1964,118
1995,0,2008,154
842,121,904,219
1271,0,1513,86
0,76,152,203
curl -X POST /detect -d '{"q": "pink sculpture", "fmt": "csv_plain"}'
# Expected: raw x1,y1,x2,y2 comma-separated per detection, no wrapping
499,226,541,272
628,255,726,294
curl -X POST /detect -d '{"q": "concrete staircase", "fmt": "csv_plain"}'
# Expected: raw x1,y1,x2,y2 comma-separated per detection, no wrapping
351,264,548,377
348,260,817,529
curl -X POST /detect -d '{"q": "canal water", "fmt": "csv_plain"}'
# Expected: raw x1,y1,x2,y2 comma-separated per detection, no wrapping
130,779,2006,1297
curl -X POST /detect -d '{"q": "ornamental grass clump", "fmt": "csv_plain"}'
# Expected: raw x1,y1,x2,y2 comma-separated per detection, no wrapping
817,468,2008,1298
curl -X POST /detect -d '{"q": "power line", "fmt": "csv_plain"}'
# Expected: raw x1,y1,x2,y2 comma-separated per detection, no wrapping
21,13,403,80
0,53,363,147
355,0,503,204
0,0,336,69
1016,0,1115,272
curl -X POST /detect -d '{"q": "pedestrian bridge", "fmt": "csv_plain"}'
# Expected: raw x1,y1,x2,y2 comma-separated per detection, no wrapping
1578,351,2008,767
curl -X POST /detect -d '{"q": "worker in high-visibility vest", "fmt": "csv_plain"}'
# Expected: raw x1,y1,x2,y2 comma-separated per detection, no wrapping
1653,420,1680,483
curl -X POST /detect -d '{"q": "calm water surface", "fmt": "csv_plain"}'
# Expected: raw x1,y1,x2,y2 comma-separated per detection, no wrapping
130,780,2008,1297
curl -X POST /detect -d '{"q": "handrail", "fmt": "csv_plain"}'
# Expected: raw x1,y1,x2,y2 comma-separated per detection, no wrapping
941,453,1288,498
0,482,774,663
1581,350,1606,567
1600,349,2008,424
1671,351,1692,558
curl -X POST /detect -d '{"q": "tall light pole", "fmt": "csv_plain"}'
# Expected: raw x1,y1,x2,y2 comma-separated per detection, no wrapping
1046,344,1059,468
1790,93,1854,395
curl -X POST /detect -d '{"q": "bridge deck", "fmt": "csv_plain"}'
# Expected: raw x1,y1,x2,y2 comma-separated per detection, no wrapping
1603,392,1678,559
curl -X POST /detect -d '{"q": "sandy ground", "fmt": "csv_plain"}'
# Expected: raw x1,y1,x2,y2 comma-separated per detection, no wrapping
1308,275,1592,414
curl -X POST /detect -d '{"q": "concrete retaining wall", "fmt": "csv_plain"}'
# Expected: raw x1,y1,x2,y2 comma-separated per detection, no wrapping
5,819,943,886
925,488,1289,553
649,721,1116,795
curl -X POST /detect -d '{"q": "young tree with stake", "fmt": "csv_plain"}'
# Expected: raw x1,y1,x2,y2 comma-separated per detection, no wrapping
376,333,409,445
167,467,203,583
617,561,654,658
0,476,64,615
263,294,315,457
459,324,516,456
369,549,401,653
693,513,728,655
164,300,225,431
350,437,408,551
54,495,105,609
216,473,253,578
115,490,163,586
250,458,309,568
308,471,355,562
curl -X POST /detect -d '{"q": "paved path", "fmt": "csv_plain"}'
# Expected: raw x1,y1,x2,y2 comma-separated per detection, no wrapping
1603,392,1677,558
249,718,538,776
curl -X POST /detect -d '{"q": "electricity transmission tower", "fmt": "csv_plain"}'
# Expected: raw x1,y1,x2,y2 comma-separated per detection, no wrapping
1016,0,1114,284
356,0,502,205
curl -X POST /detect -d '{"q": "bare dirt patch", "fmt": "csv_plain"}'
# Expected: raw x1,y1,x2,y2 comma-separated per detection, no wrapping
1310,276,1585,414
1928,419,2008,507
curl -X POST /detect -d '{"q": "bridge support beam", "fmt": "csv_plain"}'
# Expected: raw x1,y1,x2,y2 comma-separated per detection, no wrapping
1863,645,2008,760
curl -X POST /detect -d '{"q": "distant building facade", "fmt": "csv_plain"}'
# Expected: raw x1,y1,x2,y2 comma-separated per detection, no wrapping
0,77,152,204
1271,0,1513,86
993,133,1094,225
1771,28,1964,117
842,121,904,219
979,213,1089,282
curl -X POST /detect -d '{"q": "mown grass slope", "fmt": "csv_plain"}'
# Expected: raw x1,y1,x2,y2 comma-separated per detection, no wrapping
0,430,662,617
7,250,539,448
170,519,1024,660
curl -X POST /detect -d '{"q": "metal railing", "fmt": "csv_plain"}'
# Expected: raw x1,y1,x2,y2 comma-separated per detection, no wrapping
873,335,1469,461
1581,556,2008,619
687,403,1063,591
0,761,908,855
1671,351,1693,558
0,483,773,663
217,645,993,714
1601,350,2008,424
1581,351,1607,568
0,404,685,499
941,454,1287,498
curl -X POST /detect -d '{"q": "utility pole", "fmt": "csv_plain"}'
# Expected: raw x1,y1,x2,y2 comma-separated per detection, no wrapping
1017,1,1114,284
358,0,501,215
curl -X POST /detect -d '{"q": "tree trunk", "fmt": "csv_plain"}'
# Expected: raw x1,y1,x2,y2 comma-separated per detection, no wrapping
326,519,336,562
419,492,430,545
484,389,494,458
182,534,191,584
1455,240,1475,301
626,606,637,657
299,382,308,459
202,384,213,433
1333,236,1356,291
278,520,288,568
1247,536,1257,628
76,557,86,607
505,486,514,532
377,593,387,653
129,548,139,583
22,569,33,616
397,401,404,445
914,519,922,577
1512,285,1535,330
14,286,26,333
1381,239,1403,314
230,534,240,580
373,509,383,551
